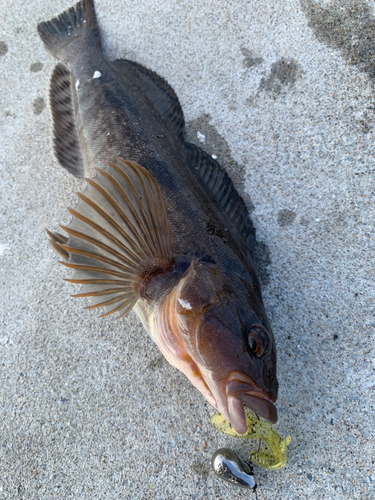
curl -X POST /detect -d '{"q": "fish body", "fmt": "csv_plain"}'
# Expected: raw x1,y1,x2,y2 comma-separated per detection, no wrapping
38,0,278,434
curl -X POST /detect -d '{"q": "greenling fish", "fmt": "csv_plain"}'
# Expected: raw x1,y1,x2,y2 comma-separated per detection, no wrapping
38,0,278,434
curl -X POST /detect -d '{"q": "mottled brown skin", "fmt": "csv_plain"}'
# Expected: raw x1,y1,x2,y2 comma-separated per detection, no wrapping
38,0,278,433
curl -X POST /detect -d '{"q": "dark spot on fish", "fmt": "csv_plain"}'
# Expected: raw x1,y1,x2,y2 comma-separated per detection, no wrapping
185,113,254,213
300,0,375,81
33,97,45,115
30,62,43,72
0,41,8,57
307,473,313,481
252,240,272,287
241,47,264,68
259,58,301,95
277,209,296,227
333,334,338,340
206,221,227,243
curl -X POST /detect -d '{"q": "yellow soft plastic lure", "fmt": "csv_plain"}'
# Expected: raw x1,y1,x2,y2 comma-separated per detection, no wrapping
210,410,291,470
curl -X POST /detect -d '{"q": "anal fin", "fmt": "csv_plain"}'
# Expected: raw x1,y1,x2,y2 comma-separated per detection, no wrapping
50,63,85,178
49,159,175,318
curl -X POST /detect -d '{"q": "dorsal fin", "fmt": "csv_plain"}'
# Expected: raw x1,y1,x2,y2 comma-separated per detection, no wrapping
49,63,85,178
48,159,175,318
112,59,185,142
183,142,256,251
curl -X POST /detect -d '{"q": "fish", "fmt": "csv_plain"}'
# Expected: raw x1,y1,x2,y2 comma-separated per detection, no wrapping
38,0,278,434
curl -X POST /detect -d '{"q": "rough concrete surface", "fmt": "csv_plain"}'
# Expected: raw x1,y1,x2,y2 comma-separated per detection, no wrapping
0,0,374,498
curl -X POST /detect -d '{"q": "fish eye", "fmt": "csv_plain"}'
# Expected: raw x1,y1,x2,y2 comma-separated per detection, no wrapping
247,325,270,357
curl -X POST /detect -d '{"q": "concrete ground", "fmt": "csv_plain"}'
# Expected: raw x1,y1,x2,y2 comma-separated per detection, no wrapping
1,0,374,498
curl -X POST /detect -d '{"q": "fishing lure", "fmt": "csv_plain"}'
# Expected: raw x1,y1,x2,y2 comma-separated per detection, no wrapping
211,448,258,494
211,410,291,470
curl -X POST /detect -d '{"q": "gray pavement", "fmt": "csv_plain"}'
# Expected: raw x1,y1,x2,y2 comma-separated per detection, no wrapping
1,0,374,498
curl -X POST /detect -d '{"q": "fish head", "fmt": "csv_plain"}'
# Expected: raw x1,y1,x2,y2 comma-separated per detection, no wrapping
175,260,278,434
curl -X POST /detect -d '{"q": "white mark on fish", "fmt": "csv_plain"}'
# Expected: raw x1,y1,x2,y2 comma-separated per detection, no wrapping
75,79,80,90
212,154,217,160
197,131,205,144
93,71,101,79
0,244,7,256
178,298,192,310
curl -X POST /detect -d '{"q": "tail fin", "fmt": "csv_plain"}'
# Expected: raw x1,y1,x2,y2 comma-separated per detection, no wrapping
37,0,101,62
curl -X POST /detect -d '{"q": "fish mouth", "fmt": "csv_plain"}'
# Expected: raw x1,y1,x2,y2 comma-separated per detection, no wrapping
224,372,278,434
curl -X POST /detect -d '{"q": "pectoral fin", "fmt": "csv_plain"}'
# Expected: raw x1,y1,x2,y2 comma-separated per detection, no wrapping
49,159,174,318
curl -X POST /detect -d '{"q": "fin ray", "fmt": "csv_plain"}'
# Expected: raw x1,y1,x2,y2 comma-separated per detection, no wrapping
46,228,69,260
58,243,133,274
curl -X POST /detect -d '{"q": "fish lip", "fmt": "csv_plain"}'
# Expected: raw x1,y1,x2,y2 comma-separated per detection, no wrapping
226,382,275,404
225,370,276,403
224,371,278,430
235,394,278,425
